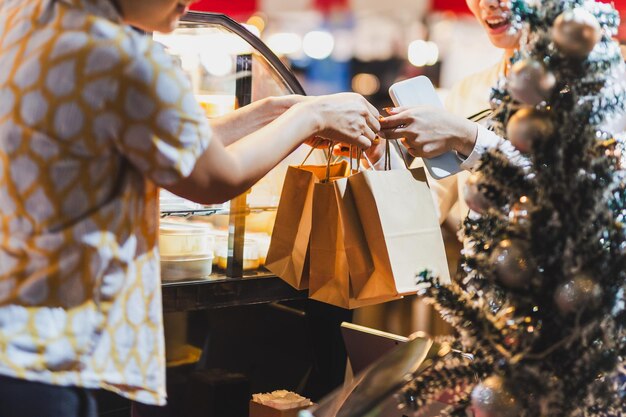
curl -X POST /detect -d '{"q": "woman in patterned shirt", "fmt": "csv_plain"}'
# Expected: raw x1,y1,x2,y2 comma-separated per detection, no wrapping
0,0,380,416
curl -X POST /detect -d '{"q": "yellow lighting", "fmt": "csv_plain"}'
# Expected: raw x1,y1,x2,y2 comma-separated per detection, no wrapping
246,14,266,34
352,73,380,96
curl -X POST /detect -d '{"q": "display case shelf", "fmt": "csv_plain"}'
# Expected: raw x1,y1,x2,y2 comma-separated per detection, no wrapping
160,206,277,218
160,208,227,218
161,272,307,312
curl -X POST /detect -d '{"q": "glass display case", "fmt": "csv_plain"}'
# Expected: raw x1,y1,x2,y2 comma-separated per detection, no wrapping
155,13,323,311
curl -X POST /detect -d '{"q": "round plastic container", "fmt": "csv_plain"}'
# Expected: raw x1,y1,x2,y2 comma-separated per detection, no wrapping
215,237,260,271
247,233,271,266
161,255,214,281
160,220,215,281
159,221,215,258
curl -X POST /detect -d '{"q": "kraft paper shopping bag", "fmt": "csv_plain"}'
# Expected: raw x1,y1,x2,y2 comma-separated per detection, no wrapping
309,178,351,306
266,161,349,290
308,156,398,309
349,166,451,299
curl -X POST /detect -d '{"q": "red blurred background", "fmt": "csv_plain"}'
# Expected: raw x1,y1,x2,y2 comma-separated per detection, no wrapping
191,0,626,16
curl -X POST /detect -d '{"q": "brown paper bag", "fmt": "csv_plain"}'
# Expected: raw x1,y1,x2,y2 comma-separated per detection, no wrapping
349,166,450,299
308,175,398,309
266,161,349,289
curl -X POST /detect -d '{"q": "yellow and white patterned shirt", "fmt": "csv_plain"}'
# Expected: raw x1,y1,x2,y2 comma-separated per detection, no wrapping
0,0,211,405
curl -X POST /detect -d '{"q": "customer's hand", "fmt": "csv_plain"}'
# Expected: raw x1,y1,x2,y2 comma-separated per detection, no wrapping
380,106,477,158
300,92,381,149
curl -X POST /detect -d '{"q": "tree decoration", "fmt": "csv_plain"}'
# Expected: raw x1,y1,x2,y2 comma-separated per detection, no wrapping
553,7,602,59
554,272,603,316
507,58,556,105
509,196,532,225
506,108,555,153
490,239,535,289
470,375,521,417
401,1,626,416
463,172,490,214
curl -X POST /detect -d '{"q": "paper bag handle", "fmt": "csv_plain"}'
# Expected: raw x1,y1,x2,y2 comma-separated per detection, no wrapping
299,146,317,167
323,142,334,182
348,145,363,175
384,140,391,171
393,139,411,170
363,138,410,172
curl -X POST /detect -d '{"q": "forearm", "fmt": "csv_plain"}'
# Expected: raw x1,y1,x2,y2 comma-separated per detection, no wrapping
165,104,319,204
223,108,317,189
209,96,300,146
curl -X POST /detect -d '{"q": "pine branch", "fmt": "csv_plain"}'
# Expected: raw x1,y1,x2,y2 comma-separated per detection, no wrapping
400,357,491,413
416,271,509,357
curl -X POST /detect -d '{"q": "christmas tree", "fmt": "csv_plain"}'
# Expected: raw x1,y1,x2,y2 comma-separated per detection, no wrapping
400,1,626,416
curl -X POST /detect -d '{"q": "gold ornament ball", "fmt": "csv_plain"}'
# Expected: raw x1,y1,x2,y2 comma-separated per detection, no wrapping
554,273,603,316
471,375,521,417
507,108,555,153
489,239,535,289
509,196,532,225
553,8,602,59
508,59,556,105
463,173,490,214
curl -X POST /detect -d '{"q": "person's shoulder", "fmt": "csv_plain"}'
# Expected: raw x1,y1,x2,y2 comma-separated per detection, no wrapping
86,20,181,85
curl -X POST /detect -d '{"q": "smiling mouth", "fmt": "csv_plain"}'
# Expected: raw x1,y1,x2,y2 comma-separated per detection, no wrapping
485,15,511,31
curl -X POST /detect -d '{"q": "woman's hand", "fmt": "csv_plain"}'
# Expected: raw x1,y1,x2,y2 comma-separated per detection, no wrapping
299,92,381,149
380,106,477,158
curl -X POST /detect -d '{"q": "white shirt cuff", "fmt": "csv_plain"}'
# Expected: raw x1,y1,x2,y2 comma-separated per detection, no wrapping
457,123,502,171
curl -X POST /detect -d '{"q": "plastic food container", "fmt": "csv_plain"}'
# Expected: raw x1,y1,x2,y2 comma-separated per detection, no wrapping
248,233,271,266
161,255,214,281
159,221,215,258
160,220,215,281
215,237,260,271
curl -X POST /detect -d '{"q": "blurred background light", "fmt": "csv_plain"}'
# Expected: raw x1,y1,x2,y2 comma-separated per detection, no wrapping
200,53,234,76
351,73,380,95
303,30,335,59
246,14,266,34
408,40,439,67
266,32,303,56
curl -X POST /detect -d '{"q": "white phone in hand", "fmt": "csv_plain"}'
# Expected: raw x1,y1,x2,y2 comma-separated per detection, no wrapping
388,76,462,179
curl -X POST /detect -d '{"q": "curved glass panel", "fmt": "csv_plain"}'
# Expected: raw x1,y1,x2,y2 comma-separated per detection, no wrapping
155,13,323,282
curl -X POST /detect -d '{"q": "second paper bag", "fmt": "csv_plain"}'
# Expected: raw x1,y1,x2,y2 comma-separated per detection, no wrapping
266,161,349,290
349,166,450,298
308,175,398,308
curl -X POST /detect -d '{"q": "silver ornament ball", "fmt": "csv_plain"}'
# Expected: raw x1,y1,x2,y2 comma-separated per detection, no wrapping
507,108,554,153
553,8,602,59
463,173,490,214
471,375,521,417
490,239,535,289
554,273,603,316
508,59,556,105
